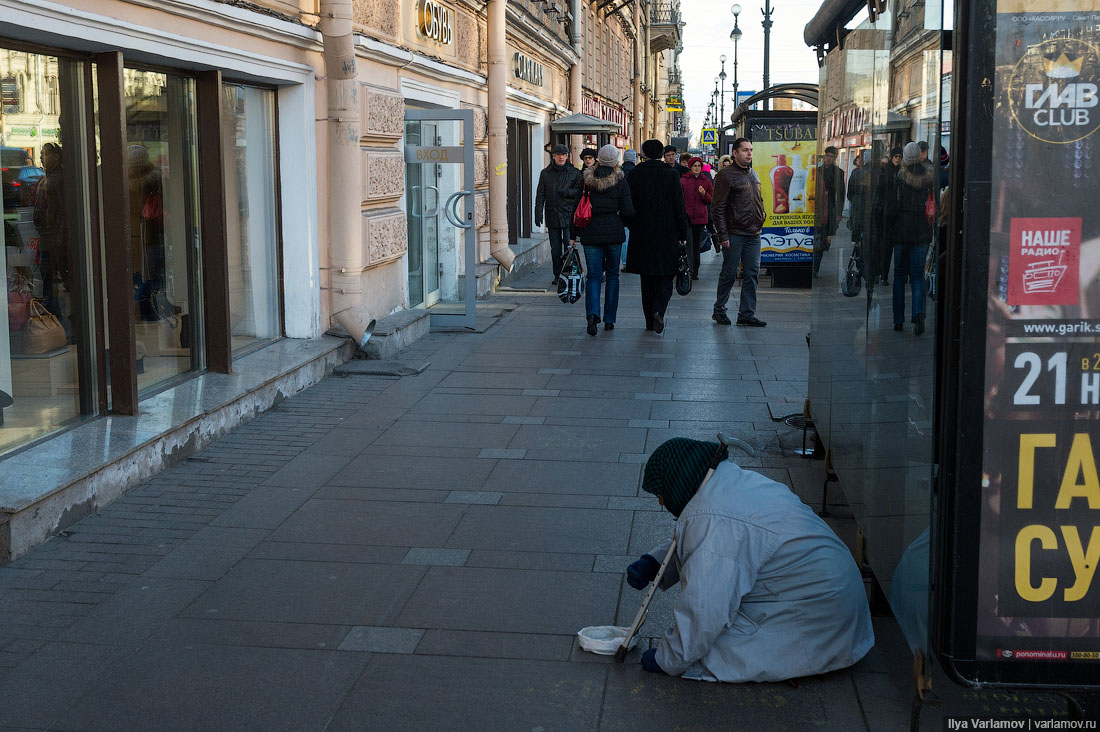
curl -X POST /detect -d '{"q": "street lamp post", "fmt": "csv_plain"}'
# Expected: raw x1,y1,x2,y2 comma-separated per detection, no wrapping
730,5,742,119
761,0,774,110
719,56,727,130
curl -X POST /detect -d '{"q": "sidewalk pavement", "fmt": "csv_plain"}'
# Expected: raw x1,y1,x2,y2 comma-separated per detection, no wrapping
0,250,1071,731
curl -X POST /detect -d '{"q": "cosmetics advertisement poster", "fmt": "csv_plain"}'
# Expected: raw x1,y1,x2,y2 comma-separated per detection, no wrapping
748,121,817,264
975,0,1100,662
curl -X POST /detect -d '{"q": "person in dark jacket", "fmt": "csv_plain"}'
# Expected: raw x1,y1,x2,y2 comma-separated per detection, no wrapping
711,137,767,327
625,139,689,334
570,144,635,335
871,146,903,285
813,146,846,276
580,148,598,170
680,157,713,280
535,144,584,284
620,149,637,270
890,142,935,335
846,150,870,252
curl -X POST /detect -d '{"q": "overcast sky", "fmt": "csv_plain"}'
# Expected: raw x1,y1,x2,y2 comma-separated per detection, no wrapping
678,0,823,144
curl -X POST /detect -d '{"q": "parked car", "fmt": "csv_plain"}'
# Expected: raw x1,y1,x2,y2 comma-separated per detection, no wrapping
2,165,44,208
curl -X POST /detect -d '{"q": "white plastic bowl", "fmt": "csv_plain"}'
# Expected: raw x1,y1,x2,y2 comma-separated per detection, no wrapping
577,625,638,655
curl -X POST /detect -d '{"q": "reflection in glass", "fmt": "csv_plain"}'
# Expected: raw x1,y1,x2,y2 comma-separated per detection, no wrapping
124,69,203,392
222,84,280,354
1,49,94,455
808,0,949,660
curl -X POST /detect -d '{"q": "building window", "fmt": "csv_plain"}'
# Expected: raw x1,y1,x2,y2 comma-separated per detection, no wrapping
2,49,96,455
221,83,281,354
123,69,204,393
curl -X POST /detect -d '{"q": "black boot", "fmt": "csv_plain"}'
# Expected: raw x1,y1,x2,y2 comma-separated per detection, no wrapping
587,314,599,336
913,313,925,336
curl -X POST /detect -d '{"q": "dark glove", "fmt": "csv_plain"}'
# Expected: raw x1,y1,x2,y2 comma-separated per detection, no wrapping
626,554,660,590
641,648,665,674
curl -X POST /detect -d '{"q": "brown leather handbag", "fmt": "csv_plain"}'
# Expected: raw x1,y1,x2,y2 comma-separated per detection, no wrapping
22,300,66,354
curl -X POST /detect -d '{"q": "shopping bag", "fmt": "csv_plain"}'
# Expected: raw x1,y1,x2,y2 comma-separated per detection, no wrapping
675,241,692,296
924,192,936,226
841,247,862,298
557,245,585,304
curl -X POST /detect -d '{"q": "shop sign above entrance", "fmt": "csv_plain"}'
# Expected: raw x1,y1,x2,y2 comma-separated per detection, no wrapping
416,0,453,44
404,144,466,164
513,53,544,86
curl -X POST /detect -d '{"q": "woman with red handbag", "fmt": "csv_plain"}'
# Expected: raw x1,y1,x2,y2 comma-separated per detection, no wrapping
570,144,634,336
889,142,936,336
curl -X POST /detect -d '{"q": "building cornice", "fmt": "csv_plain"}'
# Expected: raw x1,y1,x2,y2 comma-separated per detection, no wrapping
506,4,579,68
109,0,321,49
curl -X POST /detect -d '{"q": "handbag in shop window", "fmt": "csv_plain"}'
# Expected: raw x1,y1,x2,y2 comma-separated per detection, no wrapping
21,300,66,355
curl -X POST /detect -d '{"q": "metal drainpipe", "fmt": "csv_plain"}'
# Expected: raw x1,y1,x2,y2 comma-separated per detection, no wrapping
319,0,375,347
487,0,516,270
569,0,584,163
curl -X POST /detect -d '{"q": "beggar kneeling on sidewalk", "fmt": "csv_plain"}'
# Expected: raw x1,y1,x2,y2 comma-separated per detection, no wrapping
625,438,875,682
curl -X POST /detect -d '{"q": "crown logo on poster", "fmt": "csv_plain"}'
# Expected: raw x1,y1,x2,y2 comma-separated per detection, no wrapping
1009,38,1100,144
1044,52,1084,79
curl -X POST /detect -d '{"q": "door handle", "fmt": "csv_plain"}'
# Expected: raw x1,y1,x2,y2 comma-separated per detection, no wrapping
408,185,421,218
444,190,473,229
423,185,440,217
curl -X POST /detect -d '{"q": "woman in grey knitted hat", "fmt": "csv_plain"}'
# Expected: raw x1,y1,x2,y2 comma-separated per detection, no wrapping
571,144,635,335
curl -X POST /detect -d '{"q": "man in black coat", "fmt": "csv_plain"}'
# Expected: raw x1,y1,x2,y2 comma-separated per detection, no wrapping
535,144,584,284
625,139,689,334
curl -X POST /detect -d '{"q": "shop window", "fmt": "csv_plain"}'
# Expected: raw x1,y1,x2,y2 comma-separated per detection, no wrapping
2,49,96,455
221,83,281,354
123,69,204,393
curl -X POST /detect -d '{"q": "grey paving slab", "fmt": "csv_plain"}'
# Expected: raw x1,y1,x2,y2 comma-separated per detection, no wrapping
0,641,133,729
268,499,465,548
311,485,449,502
372,420,519,449
246,541,408,565
143,527,268,581
464,550,596,572
208,484,320,530
59,576,213,646
522,388,561,396
263,452,355,487
649,399,775,422
414,629,573,661
327,454,495,489
181,559,425,626
507,424,647,454
528,395,651,420
337,626,424,653
599,665,830,731
544,374,656,393
153,617,348,650
626,510,676,556
52,642,367,732
396,567,619,634
300,428,382,456
498,493,610,509
484,459,640,496
502,415,545,424
406,392,536,416
326,655,605,732
436,371,551,390
477,448,526,459
401,548,471,566
443,490,503,505
447,505,632,554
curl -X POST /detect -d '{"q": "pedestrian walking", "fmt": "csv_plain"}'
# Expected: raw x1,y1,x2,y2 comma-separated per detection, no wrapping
580,147,597,170
624,139,689,334
571,144,634,336
620,149,637,271
871,146,904,285
534,143,583,284
889,141,935,335
680,156,713,280
663,145,688,175
847,150,870,251
711,137,766,327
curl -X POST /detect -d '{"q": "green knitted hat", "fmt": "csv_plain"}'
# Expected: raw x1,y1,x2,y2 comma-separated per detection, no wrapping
642,438,720,517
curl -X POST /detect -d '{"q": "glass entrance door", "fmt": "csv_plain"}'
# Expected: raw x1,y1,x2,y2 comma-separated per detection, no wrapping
403,109,475,328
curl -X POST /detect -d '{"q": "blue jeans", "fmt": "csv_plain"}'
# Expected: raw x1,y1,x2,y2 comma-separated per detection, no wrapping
892,243,928,325
584,243,621,323
713,234,761,318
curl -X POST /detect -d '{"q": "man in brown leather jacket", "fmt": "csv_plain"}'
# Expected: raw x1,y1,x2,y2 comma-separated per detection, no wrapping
710,137,766,327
